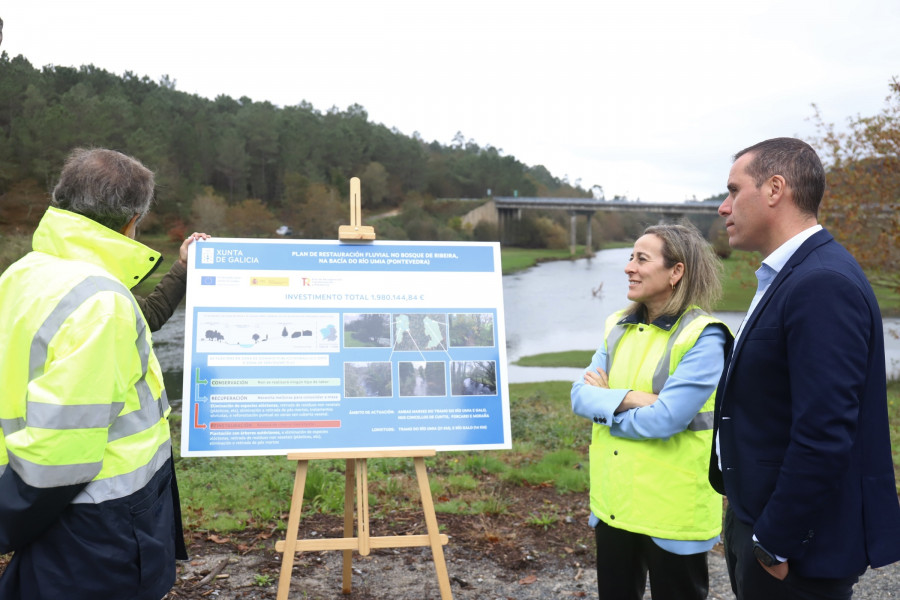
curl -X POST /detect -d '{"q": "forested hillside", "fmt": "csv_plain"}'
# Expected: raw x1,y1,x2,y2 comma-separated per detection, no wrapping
0,51,588,240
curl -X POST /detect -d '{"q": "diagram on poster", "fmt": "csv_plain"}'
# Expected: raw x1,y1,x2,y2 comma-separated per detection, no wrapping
181,239,510,456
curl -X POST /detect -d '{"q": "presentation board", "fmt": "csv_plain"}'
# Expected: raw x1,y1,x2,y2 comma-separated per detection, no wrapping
180,239,510,456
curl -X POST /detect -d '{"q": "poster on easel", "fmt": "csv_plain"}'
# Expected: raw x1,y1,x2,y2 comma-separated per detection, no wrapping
180,239,510,457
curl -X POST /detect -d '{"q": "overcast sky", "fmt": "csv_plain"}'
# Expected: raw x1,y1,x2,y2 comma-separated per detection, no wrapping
4,1,899,203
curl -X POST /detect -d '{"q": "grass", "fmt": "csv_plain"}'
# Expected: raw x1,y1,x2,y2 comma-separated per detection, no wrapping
173,380,589,532
717,251,759,312
525,511,559,530
500,246,588,275
342,331,369,347
889,381,900,488
514,350,595,368
870,275,900,317
511,346,900,494
716,250,900,316
498,242,634,275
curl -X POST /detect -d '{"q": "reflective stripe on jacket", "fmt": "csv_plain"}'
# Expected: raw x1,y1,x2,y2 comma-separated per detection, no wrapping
589,307,726,540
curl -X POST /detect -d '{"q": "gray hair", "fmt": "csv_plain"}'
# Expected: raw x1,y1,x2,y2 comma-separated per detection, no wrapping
629,221,723,319
734,137,825,217
51,148,155,231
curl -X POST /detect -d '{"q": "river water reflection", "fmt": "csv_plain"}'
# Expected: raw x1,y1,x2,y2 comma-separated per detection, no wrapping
153,247,900,398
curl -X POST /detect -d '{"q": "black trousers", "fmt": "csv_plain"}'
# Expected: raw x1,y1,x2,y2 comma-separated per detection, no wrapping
594,519,709,600
723,505,858,600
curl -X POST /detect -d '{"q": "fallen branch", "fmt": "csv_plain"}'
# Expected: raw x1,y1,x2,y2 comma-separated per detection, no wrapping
193,558,229,588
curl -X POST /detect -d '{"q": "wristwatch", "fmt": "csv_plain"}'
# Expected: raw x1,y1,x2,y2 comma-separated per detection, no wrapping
752,541,784,567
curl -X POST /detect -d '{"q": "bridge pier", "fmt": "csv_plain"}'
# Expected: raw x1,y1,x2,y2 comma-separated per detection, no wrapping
569,212,577,255
660,212,684,224
585,212,593,256
497,207,521,245
569,210,596,256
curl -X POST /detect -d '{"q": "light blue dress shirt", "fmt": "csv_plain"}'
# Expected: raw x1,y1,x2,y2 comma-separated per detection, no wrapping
572,322,727,555
733,224,823,346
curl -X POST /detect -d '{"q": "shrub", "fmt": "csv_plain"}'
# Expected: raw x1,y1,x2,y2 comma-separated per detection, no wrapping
708,221,732,259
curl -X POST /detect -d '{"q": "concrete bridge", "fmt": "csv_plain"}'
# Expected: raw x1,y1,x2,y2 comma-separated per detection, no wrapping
469,197,721,254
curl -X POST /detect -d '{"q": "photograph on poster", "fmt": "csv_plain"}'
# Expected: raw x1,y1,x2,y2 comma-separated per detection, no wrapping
450,360,497,396
343,313,392,347
343,361,393,398
449,313,496,347
398,361,448,397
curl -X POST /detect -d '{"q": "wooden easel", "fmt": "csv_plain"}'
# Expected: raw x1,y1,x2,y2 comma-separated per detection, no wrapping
337,177,376,242
275,180,452,599
274,451,452,599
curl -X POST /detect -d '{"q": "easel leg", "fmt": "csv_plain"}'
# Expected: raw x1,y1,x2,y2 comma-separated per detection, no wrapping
277,460,309,600
414,457,453,600
342,459,355,594
356,458,370,556
278,451,449,598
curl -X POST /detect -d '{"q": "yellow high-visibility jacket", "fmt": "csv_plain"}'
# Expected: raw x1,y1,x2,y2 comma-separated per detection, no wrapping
589,308,727,540
0,207,183,600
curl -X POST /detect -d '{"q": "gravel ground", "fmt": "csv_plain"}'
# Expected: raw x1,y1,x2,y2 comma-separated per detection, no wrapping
171,543,900,599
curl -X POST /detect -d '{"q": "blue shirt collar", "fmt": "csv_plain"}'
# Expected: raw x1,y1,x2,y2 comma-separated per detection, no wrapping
761,224,822,275
617,309,683,331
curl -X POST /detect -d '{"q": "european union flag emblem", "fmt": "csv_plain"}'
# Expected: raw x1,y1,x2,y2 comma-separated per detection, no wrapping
201,276,216,285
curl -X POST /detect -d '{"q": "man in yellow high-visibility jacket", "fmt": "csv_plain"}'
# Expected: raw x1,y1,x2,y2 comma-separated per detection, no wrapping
0,148,187,600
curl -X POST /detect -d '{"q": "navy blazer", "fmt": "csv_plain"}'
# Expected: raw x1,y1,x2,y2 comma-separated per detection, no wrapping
709,229,900,579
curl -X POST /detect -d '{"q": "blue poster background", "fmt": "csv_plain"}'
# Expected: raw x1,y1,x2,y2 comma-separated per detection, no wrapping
181,239,510,456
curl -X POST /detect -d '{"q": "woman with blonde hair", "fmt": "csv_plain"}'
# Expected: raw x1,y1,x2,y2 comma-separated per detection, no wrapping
572,222,733,600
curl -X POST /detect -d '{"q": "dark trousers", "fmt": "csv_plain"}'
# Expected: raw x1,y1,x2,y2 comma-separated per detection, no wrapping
594,519,709,600
723,505,858,600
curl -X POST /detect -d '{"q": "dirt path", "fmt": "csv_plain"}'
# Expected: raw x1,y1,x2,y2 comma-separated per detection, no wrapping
166,501,900,600
5,485,897,599
169,543,900,599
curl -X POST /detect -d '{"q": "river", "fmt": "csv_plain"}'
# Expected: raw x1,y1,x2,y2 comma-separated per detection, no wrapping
152,247,900,397
504,247,900,383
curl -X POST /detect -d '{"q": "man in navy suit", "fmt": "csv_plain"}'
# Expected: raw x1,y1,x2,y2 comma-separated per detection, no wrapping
710,137,900,599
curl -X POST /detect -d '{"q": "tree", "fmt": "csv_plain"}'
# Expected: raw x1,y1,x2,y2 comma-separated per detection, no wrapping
297,183,344,239
226,198,278,237
707,219,732,259
360,161,389,209
236,100,280,202
0,179,47,230
190,187,229,233
215,127,249,202
811,77,900,292
347,313,389,344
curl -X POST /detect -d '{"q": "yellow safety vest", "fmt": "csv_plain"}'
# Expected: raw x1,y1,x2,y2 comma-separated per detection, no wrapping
589,307,725,540
0,207,171,503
